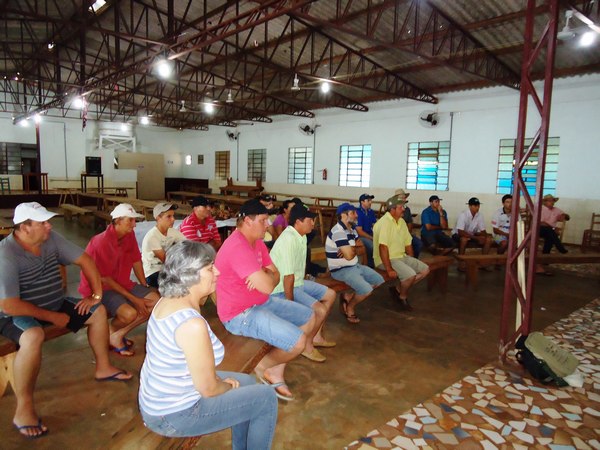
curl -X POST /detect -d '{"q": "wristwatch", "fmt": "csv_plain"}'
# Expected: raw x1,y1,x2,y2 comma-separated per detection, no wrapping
91,293,102,301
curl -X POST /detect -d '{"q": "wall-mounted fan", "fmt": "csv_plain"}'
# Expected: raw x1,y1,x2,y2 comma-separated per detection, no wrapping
226,130,239,141
298,123,315,135
418,110,440,128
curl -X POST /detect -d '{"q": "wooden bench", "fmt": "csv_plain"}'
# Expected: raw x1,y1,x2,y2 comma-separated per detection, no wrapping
311,247,453,293
456,252,600,289
61,203,94,227
108,304,271,449
94,210,113,230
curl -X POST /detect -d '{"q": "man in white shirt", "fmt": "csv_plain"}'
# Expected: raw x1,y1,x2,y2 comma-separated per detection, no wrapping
142,203,186,288
491,194,512,255
452,197,493,259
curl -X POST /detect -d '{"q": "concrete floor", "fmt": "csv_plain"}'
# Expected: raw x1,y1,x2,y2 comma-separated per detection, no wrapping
0,214,598,449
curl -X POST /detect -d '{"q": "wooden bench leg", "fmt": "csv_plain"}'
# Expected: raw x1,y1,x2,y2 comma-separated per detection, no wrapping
465,262,479,289
0,352,16,398
78,214,93,228
63,210,74,221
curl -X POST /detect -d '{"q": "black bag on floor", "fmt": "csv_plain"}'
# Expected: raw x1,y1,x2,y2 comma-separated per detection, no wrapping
515,335,568,387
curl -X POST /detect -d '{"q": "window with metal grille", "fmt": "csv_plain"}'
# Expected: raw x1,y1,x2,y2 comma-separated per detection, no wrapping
339,144,371,187
288,147,313,184
0,142,36,174
214,151,230,180
247,148,266,182
406,141,450,190
496,137,559,196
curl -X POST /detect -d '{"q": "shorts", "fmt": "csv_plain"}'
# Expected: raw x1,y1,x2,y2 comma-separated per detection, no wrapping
223,297,313,352
378,255,428,282
269,280,328,308
0,297,100,344
102,284,154,317
330,264,385,295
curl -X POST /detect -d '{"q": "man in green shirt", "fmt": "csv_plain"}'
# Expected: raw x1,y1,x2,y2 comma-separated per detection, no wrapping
374,195,430,311
269,204,336,362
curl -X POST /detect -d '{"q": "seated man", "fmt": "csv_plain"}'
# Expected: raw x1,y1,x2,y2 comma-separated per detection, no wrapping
491,194,512,255
356,193,377,267
79,203,159,356
215,199,316,401
395,188,423,258
420,195,455,255
374,195,430,311
326,203,384,323
0,202,132,438
452,197,493,262
141,202,186,288
540,194,569,254
179,196,222,250
269,203,336,362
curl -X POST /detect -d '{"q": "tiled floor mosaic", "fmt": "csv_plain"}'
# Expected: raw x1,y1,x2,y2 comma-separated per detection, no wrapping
347,298,600,450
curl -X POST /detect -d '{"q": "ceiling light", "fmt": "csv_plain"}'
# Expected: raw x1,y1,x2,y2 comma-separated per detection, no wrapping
320,80,331,93
580,30,597,47
72,96,85,109
140,116,150,125
120,122,128,131
47,42,55,50
19,119,30,127
291,73,301,91
226,90,234,103
33,114,42,124
156,59,174,79
89,0,107,13
204,102,214,114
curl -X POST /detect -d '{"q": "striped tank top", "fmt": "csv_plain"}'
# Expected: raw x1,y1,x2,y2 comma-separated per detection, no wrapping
139,307,225,416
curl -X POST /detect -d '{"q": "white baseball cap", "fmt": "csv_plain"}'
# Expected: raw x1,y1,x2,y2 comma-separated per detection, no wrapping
13,202,58,225
153,202,178,219
110,203,145,219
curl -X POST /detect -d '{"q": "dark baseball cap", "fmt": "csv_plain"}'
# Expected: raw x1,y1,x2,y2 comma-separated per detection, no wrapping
289,203,317,225
259,194,274,202
238,198,269,217
359,193,374,202
429,195,442,202
467,197,481,205
336,202,357,215
191,196,210,207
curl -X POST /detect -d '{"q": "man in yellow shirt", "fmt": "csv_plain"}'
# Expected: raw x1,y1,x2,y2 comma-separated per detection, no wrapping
374,195,429,311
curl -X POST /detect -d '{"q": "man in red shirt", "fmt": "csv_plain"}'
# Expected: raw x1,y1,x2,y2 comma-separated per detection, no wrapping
179,196,222,250
79,203,159,356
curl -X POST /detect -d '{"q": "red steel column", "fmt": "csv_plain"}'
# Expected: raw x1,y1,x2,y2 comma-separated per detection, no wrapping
499,0,560,361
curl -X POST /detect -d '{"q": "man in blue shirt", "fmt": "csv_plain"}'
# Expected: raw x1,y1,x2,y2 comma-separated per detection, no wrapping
356,193,377,267
420,195,455,255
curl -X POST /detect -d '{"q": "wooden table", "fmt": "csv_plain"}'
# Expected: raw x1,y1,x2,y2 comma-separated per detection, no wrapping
219,184,263,197
167,191,205,204
308,204,337,243
23,172,49,194
80,174,104,193
77,192,108,210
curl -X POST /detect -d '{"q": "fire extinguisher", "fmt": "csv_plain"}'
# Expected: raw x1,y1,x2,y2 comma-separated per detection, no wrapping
322,168,327,180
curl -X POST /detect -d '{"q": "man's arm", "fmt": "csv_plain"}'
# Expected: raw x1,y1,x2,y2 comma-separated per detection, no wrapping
245,264,280,294
355,226,372,240
0,297,70,328
283,274,295,300
152,249,167,263
378,244,397,278
132,260,148,286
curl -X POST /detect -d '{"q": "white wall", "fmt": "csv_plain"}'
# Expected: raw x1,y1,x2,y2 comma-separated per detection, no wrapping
1,74,599,242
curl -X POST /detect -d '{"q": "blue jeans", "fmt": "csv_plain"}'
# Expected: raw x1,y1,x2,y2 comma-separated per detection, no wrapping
270,280,328,308
360,237,375,268
141,371,278,450
330,264,384,295
411,235,423,259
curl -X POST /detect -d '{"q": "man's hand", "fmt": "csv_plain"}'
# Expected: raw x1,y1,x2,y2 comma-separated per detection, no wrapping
50,311,70,329
132,297,150,318
74,296,100,315
386,268,397,279
223,377,240,389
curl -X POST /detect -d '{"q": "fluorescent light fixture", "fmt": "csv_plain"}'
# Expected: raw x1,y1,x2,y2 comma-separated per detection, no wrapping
156,59,173,79
204,102,215,114
89,0,107,13
320,80,331,93
580,31,597,47
19,119,30,127
120,122,128,131
140,116,150,125
33,114,42,124
72,96,85,109
185,155,192,165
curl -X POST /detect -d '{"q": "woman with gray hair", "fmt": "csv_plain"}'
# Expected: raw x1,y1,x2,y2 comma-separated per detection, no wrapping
138,241,278,449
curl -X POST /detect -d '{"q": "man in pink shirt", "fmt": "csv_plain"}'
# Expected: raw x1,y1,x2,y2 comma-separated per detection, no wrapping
179,196,221,250
79,203,160,356
215,199,316,402
540,194,569,254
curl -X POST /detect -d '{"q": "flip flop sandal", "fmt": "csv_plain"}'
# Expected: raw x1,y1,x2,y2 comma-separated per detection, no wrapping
95,370,133,382
14,418,48,439
257,374,294,401
109,338,135,356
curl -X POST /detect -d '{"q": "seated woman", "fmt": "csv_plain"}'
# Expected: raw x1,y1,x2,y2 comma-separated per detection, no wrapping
139,241,278,449
271,200,294,240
